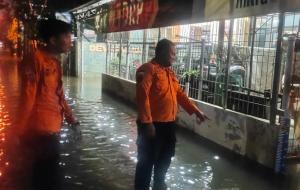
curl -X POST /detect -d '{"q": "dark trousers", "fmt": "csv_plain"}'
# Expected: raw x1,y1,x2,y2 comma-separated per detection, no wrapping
19,133,62,190
135,122,176,190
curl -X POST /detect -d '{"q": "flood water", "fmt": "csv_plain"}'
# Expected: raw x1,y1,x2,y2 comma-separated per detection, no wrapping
0,51,300,190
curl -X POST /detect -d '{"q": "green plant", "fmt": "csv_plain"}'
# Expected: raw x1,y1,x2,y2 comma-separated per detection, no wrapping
181,70,200,79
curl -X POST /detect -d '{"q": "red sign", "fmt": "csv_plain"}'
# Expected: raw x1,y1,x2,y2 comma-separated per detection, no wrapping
108,0,158,32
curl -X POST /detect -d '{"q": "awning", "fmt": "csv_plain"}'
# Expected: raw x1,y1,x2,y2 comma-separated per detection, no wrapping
73,0,193,33
72,0,300,33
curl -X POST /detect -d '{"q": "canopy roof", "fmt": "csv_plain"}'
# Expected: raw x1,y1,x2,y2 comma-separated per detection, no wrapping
71,0,300,33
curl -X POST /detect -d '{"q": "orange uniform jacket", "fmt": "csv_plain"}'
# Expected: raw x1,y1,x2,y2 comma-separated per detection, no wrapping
18,49,73,136
136,61,199,123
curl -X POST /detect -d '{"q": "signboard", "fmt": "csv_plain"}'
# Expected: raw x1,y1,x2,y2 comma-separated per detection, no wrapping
89,43,106,52
202,0,279,22
194,0,300,23
108,0,158,32
74,7,99,20
108,45,143,54
73,0,193,33
73,0,300,33
107,0,194,31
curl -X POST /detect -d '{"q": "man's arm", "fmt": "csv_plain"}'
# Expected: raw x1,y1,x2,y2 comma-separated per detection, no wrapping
136,65,156,137
60,89,77,125
17,56,40,135
176,82,208,123
177,88,199,114
136,66,153,123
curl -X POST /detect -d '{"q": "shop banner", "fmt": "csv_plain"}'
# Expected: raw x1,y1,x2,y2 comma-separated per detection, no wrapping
74,0,193,33
106,0,194,32
193,0,300,22
108,0,158,32
74,0,300,33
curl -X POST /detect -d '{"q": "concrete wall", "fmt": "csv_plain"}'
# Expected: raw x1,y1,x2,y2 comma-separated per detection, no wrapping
102,73,279,169
176,103,279,168
102,73,136,104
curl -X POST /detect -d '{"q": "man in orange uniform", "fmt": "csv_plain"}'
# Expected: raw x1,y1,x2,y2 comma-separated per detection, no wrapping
135,39,208,190
16,19,78,190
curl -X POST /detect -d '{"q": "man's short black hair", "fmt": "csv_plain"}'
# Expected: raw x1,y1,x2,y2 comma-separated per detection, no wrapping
155,39,175,59
38,19,72,42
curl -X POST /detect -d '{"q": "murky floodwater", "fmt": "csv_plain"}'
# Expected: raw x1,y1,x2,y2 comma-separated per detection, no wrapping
1,51,300,190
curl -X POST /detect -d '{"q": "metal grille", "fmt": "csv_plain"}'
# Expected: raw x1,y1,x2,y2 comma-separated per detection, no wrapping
103,13,300,123
151,17,279,119
288,82,300,157
225,15,279,119
106,29,159,80
286,34,300,158
107,32,122,77
271,13,300,158
168,22,222,104
103,18,275,118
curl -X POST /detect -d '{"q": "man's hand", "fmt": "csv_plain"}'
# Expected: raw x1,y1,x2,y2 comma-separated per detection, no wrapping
144,123,156,139
136,120,156,138
195,110,209,124
138,123,155,139
67,117,80,134
65,114,78,125
70,121,80,128
69,121,81,140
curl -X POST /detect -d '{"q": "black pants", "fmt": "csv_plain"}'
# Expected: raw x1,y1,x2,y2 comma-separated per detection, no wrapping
19,133,62,190
135,122,176,190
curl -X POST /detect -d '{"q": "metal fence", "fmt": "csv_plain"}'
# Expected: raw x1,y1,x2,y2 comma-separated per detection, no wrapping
100,13,300,159
104,14,286,119
286,37,300,158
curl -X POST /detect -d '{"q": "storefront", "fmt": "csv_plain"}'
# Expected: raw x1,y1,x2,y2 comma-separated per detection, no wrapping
71,0,300,173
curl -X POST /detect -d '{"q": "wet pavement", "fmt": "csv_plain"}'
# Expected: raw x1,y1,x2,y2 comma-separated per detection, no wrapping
1,50,300,190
